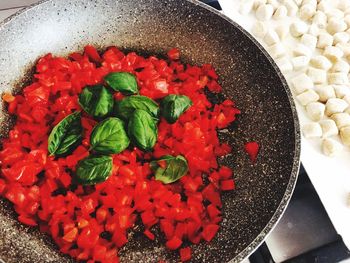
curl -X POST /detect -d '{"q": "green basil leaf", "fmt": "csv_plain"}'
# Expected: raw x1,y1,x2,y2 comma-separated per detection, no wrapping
78,85,114,119
76,155,113,185
151,155,189,184
48,112,82,156
160,94,192,124
128,109,158,152
90,117,130,154
104,72,138,95
114,95,159,120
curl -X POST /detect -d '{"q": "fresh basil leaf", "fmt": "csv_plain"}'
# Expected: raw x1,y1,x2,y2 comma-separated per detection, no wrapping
114,95,159,120
48,112,82,156
76,155,113,185
160,94,192,124
128,109,158,152
151,155,189,184
90,117,130,154
78,85,114,119
104,72,138,95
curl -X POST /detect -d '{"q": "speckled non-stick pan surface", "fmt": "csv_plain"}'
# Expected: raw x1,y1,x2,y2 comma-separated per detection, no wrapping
0,0,300,262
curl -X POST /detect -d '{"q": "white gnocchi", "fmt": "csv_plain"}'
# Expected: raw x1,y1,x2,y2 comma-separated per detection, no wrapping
322,138,343,156
306,102,325,121
319,119,339,137
302,122,323,138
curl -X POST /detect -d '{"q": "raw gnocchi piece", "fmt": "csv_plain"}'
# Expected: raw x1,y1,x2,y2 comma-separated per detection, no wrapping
263,29,280,45
302,122,322,138
331,59,350,73
317,1,331,12
319,119,339,137
300,4,316,20
327,18,347,34
333,85,350,98
273,5,288,19
325,9,345,20
292,56,310,70
308,24,320,36
331,112,350,129
251,21,268,38
310,55,332,70
317,33,333,49
307,67,327,84
290,21,309,37
343,94,350,105
279,61,293,72
267,0,279,9
301,33,318,49
293,43,312,57
302,0,317,7
322,138,343,156
325,98,348,116
340,126,350,145
323,46,344,62
296,89,320,105
336,43,350,59
294,0,303,6
305,102,325,121
253,0,268,9
275,24,290,39
338,1,350,11
291,73,314,94
268,43,286,59
276,57,293,72
239,0,255,15
285,0,298,16
333,32,350,44
312,11,328,28
315,85,336,102
256,4,274,20
328,72,349,85
344,14,350,27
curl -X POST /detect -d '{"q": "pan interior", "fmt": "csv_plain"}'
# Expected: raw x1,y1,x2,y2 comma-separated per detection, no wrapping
0,0,300,262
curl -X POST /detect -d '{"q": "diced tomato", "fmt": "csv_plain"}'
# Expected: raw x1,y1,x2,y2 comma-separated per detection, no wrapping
166,236,182,250
221,179,235,191
63,227,78,242
180,247,191,262
202,224,219,242
84,45,102,63
167,48,180,60
0,46,240,263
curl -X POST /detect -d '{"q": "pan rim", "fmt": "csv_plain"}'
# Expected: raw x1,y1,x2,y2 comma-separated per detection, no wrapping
0,0,301,262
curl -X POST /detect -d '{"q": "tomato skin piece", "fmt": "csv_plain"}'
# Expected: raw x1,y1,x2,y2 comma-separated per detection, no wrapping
144,229,155,240
166,236,182,250
245,141,260,163
180,247,192,262
18,215,37,226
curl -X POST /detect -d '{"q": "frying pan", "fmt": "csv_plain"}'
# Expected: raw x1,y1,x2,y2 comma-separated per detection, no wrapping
0,0,300,262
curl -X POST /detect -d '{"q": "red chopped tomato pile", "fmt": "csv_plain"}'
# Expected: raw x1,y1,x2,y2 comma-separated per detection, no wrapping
0,46,240,262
